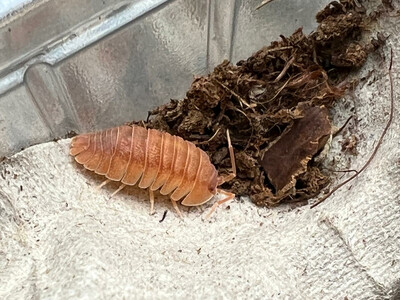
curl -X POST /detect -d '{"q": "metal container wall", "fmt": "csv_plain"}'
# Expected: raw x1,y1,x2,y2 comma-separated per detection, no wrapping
0,0,330,157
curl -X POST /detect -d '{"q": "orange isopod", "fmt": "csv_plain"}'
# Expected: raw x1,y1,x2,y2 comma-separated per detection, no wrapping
69,125,236,218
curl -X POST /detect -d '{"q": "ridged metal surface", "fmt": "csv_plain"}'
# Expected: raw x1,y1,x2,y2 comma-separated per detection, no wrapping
0,0,330,157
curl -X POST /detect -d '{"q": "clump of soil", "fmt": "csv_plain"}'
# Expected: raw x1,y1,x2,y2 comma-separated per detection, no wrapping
136,0,385,206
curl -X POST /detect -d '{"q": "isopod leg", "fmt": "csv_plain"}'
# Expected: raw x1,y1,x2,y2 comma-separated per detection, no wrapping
205,189,235,219
96,179,111,190
171,199,183,219
218,130,236,186
149,189,155,215
110,184,126,198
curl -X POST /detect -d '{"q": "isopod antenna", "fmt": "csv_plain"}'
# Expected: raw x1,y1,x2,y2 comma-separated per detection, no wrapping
206,130,236,218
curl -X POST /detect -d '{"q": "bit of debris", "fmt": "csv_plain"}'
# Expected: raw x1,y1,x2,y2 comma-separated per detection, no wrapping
53,131,78,142
341,135,358,155
134,0,388,207
261,104,332,199
159,210,168,223
256,0,276,11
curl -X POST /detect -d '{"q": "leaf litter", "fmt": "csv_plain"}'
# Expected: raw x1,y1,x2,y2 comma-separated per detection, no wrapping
134,0,390,207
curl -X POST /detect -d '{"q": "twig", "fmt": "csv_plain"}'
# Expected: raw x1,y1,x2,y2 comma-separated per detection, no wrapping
256,0,276,10
311,49,395,208
266,46,293,53
324,168,359,175
260,77,291,104
213,79,256,109
198,128,221,145
274,56,295,83
333,115,353,137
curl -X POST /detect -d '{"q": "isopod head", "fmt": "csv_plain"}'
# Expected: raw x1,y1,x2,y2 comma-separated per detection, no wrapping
180,161,219,206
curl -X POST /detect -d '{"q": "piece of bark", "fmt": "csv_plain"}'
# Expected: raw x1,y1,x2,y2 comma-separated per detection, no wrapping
261,103,331,194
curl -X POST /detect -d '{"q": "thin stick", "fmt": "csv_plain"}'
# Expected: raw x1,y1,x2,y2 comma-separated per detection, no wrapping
256,0,276,10
198,128,221,145
274,56,295,83
324,168,359,175
213,79,255,109
333,116,353,137
260,77,291,104
226,129,237,178
311,49,395,208
217,130,237,185
265,46,293,53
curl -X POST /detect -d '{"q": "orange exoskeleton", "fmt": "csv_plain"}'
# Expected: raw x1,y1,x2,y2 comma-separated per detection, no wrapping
69,125,236,218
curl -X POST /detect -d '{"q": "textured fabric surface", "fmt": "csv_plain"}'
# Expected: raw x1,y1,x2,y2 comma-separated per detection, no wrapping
1,14,400,300
0,133,399,300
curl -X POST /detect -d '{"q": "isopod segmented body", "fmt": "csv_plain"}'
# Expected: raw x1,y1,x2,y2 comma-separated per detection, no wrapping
70,125,236,217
